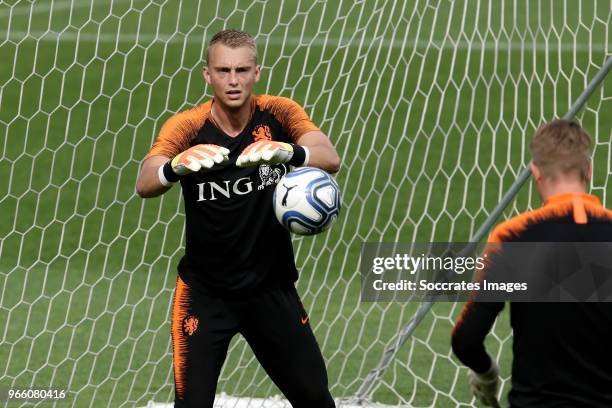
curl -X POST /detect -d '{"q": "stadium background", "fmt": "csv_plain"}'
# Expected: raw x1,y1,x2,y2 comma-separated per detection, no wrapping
0,0,610,406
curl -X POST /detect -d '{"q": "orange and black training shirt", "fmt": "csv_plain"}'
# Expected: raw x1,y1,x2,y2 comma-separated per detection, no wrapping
452,193,612,408
146,95,319,297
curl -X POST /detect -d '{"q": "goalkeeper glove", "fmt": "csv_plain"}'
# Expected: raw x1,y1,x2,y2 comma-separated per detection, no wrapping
236,140,308,168
159,144,229,186
469,361,501,407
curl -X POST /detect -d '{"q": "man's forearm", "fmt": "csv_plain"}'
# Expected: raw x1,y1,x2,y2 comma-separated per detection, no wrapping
302,143,341,173
136,156,172,198
451,301,503,373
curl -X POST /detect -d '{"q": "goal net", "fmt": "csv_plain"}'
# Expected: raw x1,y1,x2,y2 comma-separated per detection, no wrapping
1,0,609,407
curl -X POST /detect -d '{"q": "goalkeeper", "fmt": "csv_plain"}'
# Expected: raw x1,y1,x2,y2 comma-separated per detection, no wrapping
136,29,340,408
451,120,612,407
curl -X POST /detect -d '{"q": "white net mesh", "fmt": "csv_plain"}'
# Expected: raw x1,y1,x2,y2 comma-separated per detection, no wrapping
0,0,610,407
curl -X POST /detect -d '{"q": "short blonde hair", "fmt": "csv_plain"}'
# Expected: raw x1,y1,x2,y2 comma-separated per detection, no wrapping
530,119,592,181
206,29,257,64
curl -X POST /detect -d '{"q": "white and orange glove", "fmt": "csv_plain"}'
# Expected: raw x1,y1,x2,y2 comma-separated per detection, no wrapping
469,361,501,407
236,140,309,168
158,144,229,186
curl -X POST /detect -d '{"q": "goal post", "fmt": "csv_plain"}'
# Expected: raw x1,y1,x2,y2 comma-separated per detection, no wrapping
0,1,610,407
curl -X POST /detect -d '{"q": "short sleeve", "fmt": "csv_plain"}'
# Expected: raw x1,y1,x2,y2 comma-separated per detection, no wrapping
258,96,320,142
145,102,210,160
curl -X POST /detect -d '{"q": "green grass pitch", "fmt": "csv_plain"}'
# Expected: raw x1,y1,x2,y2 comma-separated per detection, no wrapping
0,0,610,407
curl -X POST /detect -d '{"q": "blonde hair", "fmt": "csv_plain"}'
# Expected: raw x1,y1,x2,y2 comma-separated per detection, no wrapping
206,29,257,64
530,119,592,181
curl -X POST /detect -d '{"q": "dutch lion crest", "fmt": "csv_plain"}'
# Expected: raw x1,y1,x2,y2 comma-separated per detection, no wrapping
258,165,284,190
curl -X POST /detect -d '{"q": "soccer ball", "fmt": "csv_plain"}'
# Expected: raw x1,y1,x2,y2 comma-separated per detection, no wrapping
273,167,341,235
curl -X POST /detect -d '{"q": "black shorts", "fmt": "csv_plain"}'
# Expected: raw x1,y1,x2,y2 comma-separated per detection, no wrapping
171,276,335,408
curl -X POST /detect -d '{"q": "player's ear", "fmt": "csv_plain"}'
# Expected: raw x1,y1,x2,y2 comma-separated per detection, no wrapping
203,66,212,85
254,64,261,83
530,162,542,182
585,160,593,182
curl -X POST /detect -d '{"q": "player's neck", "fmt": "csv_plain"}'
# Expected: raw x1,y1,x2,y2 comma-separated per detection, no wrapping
539,180,588,202
211,98,253,137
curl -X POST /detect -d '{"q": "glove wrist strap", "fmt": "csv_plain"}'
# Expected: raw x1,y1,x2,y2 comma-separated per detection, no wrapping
159,161,181,186
288,144,308,167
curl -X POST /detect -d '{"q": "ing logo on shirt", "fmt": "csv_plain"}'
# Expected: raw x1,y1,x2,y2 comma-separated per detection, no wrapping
194,164,288,201
252,124,272,142
182,315,199,336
